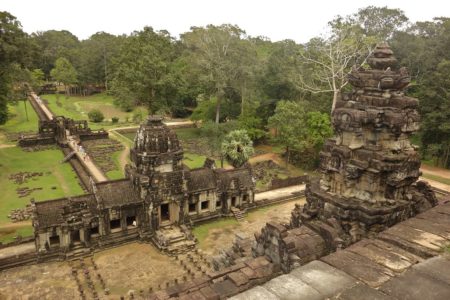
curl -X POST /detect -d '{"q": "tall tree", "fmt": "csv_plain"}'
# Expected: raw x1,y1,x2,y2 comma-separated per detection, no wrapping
78,32,124,90
0,11,31,124
181,24,252,123
30,30,80,78
297,6,408,113
110,27,177,113
50,57,77,95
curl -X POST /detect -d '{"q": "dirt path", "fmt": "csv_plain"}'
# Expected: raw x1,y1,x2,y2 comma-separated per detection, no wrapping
108,129,131,172
0,144,15,149
421,164,450,179
0,221,31,229
117,145,129,172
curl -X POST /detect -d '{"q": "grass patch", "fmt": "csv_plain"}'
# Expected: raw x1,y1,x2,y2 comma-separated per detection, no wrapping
174,127,201,141
0,224,33,243
106,151,125,180
122,131,136,142
183,152,207,169
192,218,239,247
41,93,147,129
422,173,450,185
0,147,84,225
0,101,38,134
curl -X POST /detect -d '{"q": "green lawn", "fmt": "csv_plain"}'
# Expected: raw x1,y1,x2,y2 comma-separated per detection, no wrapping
0,101,38,134
0,224,34,243
183,152,208,169
174,127,202,141
0,147,84,225
106,150,125,180
422,173,450,186
41,93,147,129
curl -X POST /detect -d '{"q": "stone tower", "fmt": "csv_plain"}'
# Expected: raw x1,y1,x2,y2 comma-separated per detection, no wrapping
301,43,437,243
126,115,185,229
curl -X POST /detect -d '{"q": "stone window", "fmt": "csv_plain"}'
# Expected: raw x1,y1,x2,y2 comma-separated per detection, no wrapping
231,196,237,207
91,226,99,236
126,216,137,227
110,219,121,232
216,200,222,208
188,203,196,214
49,235,60,246
201,200,209,211
242,194,249,202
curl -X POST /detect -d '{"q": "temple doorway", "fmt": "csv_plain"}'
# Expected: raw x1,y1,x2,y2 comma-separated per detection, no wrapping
71,230,81,244
160,203,170,222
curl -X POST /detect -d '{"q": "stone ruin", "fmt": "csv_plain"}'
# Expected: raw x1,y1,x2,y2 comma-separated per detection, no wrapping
253,43,438,272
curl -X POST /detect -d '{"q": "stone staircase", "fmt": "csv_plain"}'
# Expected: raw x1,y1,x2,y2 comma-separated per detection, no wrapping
61,150,76,163
66,243,92,261
231,207,245,222
153,225,196,255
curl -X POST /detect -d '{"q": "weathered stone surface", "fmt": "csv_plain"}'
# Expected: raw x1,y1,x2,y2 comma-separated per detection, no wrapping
253,43,438,273
210,279,239,298
228,286,279,300
383,224,448,251
379,268,450,300
334,283,395,300
263,274,322,300
290,260,357,297
412,256,450,284
321,250,394,287
346,241,413,272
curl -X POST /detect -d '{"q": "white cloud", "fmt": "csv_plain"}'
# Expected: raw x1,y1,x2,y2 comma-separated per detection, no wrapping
1,0,449,42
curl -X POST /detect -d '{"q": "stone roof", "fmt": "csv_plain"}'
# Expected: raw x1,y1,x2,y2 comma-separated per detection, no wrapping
95,179,141,208
34,194,96,228
187,168,217,192
215,168,254,192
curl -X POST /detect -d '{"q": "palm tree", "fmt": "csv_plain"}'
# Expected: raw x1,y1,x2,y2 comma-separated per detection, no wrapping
221,130,254,168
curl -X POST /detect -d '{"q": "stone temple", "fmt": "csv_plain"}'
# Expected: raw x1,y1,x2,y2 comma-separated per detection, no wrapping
254,43,438,271
32,116,255,258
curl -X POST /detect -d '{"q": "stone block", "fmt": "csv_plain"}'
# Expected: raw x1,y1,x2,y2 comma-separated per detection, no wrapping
290,260,357,297
263,274,322,300
228,286,279,300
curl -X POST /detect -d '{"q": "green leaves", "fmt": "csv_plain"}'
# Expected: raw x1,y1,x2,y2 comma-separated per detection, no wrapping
50,57,77,85
221,129,254,168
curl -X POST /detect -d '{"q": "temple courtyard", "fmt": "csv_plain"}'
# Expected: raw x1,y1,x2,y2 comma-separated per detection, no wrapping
0,197,304,299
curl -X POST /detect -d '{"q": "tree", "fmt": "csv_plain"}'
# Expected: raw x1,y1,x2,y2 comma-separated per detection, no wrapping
221,130,254,168
110,27,177,113
78,32,124,90
88,109,104,123
297,6,408,113
268,101,332,168
0,11,31,124
30,30,80,77
181,25,252,123
268,101,307,165
50,57,77,95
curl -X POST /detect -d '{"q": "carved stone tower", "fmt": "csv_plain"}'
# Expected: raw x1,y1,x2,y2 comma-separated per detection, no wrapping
126,115,185,229
301,43,437,243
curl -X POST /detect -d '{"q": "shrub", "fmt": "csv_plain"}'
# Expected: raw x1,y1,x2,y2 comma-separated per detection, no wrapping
88,109,104,123
111,117,119,123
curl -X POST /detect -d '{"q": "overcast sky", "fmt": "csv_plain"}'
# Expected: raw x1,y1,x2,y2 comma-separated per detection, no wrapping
1,0,449,42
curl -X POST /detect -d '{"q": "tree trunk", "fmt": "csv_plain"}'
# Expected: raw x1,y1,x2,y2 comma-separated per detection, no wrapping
215,95,221,124
444,144,450,168
286,146,289,168
331,90,339,114
104,46,108,91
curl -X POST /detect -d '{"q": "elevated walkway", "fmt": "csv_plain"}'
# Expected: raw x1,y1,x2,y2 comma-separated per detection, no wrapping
231,200,450,300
